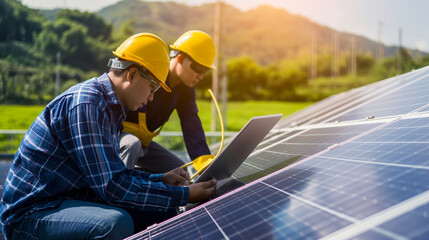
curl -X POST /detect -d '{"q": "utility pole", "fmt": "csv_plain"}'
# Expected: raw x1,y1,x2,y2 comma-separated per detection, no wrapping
331,32,339,79
397,28,402,74
309,33,317,81
211,0,221,132
55,51,61,96
377,21,384,62
221,62,227,128
349,35,356,76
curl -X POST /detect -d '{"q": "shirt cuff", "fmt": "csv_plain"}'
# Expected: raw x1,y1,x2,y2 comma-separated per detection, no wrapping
168,185,190,206
149,173,164,182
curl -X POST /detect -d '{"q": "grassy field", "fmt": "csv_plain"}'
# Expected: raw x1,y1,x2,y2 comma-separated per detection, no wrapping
0,101,313,153
163,101,313,131
0,105,45,129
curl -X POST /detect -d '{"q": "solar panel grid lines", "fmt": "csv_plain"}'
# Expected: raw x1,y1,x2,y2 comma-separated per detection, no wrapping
247,130,297,151
133,207,226,240
199,182,351,240
320,190,429,240
248,129,311,157
126,66,429,240
279,86,376,128
128,132,348,240
260,181,357,223
234,122,386,183
261,160,429,238
277,68,411,128
259,181,405,239
418,104,429,113
252,119,387,156
276,113,394,133
322,117,429,171
136,115,424,239
281,71,411,127
331,70,429,123
410,102,429,114
279,66,429,128
374,202,429,239
203,206,230,240
293,158,426,214
276,87,368,127
323,68,429,124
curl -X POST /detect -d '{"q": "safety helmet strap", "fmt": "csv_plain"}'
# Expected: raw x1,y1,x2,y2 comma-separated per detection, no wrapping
107,58,148,72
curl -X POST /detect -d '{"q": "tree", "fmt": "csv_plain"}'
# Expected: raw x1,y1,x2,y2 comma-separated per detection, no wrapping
34,22,60,60
227,57,268,100
0,0,45,43
56,9,112,41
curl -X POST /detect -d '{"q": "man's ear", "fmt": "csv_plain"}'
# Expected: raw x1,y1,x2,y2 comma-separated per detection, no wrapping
177,53,184,64
126,67,137,82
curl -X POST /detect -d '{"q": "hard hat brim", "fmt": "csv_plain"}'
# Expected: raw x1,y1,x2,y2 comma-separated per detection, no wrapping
170,45,216,70
156,79,171,92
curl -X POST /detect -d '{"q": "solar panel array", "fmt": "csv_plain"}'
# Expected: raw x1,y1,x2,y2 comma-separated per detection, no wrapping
127,66,429,240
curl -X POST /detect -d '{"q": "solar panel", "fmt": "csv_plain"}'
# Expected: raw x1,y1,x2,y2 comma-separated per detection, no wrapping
331,69,429,122
126,66,429,240
234,123,382,183
417,104,429,113
278,66,429,127
363,202,429,239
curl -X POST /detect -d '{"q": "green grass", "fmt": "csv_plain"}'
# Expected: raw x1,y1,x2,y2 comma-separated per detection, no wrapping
0,105,45,154
0,101,313,153
0,105,45,129
163,100,313,132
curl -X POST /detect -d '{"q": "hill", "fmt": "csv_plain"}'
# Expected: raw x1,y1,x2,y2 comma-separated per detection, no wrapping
94,0,426,65
2,0,428,104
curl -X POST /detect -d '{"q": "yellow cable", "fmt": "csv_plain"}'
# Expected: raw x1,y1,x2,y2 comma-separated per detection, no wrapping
208,89,225,158
188,89,225,181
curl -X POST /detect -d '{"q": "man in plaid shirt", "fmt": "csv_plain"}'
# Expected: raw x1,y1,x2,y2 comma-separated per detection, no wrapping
0,33,216,240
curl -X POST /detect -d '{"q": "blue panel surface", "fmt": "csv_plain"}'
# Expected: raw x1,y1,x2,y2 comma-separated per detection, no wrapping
278,67,429,126
127,116,429,240
332,70,429,122
323,117,429,166
252,130,301,151
352,203,429,239
126,66,429,240
375,202,429,239
233,123,381,183
130,183,352,240
143,207,225,240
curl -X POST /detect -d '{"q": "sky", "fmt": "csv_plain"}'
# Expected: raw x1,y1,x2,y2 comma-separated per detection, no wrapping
21,0,429,52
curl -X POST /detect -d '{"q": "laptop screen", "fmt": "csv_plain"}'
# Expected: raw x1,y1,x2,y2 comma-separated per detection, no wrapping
195,114,283,183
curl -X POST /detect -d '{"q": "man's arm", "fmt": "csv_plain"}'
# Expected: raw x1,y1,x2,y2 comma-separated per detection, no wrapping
63,103,189,212
176,88,211,160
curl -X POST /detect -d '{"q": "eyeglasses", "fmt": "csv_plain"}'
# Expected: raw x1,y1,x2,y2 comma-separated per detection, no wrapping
190,61,211,75
138,70,161,93
185,55,211,75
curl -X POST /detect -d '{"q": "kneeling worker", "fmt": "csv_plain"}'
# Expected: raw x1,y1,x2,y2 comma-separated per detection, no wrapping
0,33,216,240
120,30,216,173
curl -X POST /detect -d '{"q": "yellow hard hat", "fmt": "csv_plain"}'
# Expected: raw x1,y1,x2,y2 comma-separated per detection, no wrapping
113,33,171,92
170,30,216,69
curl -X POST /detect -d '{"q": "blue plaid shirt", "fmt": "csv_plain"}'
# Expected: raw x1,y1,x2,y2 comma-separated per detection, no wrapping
0,73,189,239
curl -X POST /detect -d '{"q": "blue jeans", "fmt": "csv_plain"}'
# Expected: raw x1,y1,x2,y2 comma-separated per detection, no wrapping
10,200,134,240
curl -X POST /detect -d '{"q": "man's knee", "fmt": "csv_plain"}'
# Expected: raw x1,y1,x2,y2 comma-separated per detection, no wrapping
120,133,142,151
119,133,143,168
91,208,134,239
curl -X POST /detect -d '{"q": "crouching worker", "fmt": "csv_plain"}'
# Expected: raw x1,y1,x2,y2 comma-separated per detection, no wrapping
0,33,216,240
120,30,216,173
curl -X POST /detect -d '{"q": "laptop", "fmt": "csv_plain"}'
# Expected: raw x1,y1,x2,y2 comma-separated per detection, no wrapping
194,113,283,183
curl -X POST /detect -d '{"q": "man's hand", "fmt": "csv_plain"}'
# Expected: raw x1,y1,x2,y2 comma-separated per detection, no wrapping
163,167,190,186
188,178,217,203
